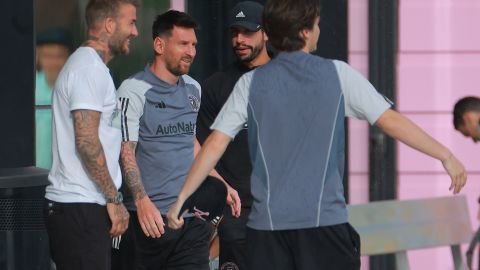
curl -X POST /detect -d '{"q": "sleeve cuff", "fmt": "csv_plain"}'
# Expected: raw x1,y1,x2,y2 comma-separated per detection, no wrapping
70,103,103,113
368,104,391,125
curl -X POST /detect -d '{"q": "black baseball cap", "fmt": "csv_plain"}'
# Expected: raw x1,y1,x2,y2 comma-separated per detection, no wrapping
179,176,227,226
229,1,264,32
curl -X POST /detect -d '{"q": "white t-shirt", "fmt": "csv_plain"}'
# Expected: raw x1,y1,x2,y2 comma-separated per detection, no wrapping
45,47,122,205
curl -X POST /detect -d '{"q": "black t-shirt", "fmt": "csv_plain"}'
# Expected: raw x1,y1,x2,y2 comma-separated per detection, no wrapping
196,62,254,207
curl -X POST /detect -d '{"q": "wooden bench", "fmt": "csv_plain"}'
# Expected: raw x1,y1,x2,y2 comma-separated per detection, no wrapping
348,196,473,270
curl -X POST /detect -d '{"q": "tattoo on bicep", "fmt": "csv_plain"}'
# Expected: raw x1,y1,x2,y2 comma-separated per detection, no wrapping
79,110,91,121
120,141,147,200
72,110,117,198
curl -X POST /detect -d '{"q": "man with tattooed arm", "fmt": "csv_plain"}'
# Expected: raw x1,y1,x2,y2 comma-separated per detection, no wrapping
114,10,239,270
43,0,138,269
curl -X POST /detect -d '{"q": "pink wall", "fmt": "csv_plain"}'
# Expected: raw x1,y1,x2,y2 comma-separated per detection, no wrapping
398,0,480,268
349,0,480,269
348,0,369,206
348,0,370,268
170,0,185,11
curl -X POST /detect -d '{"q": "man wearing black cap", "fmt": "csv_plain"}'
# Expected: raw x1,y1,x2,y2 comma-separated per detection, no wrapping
195,1,270,270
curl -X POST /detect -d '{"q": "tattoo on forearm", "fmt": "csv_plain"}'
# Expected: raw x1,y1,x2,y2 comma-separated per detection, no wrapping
72,110,117,198
120,141,147,201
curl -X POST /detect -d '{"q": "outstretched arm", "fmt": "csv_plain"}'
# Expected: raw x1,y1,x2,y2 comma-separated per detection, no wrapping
120,141,165,238
375,109,467,194
167,130,232,229
72,109,129,237
194,138,241,217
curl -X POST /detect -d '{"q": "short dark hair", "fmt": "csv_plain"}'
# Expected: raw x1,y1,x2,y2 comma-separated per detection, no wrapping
263,0,321,51
152,10,198,40
453,96,480,129
85,0,140,30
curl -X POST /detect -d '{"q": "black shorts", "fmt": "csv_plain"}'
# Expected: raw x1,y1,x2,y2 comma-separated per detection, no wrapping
246,223,361,270
44,199,111,270
217,207,250,270
131,213,213,270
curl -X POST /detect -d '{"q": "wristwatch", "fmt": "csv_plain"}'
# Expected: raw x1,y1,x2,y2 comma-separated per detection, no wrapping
106,192,123,204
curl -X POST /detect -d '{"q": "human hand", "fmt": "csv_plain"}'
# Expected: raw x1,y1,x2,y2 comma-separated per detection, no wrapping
166,199,186,230
441,154,467,194
106,202,130,237
226,185,241,217
135,196,165,238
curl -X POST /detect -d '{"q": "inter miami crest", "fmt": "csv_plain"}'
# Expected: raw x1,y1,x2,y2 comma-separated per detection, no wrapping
188,94,200,112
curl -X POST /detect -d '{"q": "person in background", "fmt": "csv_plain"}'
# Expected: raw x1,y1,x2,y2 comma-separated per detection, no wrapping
195,2,270,270
35,27,73,169
453,96,480,144
452,96,480,270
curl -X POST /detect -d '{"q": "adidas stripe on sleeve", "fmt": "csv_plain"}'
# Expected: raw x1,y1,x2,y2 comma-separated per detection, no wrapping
115,78,151,142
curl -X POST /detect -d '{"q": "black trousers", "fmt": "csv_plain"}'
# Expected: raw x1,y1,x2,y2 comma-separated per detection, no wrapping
112,177,226,270
217,207,250,270
131,214,213,270
111,214,137,270
44,199,111,270
247,223,361,270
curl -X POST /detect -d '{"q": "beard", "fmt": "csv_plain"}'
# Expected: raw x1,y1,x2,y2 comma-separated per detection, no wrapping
166,56,193,76
234,41,264,63
109,28,131,56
